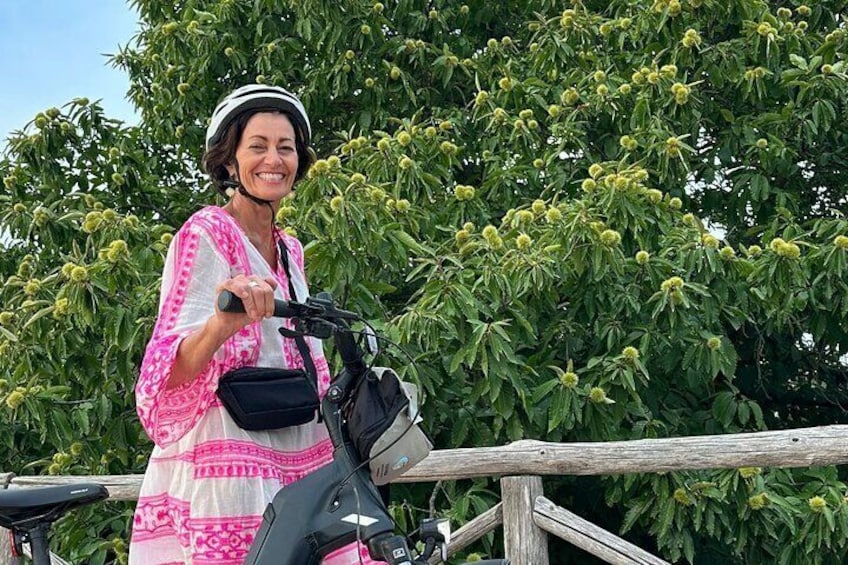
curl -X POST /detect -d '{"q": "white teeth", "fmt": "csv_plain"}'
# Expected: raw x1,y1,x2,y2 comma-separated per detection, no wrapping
258,173,284,181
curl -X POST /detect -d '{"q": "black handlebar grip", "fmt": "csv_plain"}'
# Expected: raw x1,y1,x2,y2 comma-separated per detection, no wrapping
217,290,301,318
217,290,245,313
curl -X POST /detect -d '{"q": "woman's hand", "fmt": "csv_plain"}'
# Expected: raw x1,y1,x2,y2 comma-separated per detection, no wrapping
166,274,278,389
216,273,279,329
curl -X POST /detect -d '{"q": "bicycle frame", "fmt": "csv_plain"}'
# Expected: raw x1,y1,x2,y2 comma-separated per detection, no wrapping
241,293,414,564
243,393,399,563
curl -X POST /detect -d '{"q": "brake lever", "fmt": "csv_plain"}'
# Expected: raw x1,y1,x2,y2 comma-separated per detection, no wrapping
279,318,337,340
291,302,328,318
308,294,359,320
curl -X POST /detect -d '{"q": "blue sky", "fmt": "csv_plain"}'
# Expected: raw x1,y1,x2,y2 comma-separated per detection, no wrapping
1,1,140,144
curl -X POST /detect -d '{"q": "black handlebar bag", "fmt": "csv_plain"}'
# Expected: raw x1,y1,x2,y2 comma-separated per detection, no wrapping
216,367,319,431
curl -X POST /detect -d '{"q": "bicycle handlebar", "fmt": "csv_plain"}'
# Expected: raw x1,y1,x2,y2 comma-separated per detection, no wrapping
218,288,367,412
217,289,331,318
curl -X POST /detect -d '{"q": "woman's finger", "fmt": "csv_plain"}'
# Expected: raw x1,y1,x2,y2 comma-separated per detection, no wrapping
217,274,276,320
244,276,275,319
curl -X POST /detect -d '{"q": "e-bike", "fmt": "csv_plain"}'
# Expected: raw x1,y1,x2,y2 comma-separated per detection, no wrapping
0,292,507,565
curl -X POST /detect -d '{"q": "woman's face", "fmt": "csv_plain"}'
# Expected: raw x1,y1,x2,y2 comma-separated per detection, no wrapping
228,112,299,204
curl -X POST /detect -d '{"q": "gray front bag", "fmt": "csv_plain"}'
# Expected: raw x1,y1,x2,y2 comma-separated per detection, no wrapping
361,368,433,485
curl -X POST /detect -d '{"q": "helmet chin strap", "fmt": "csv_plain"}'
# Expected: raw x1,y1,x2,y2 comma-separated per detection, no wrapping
237,183,275,206
224,162,274,206
224,159,277,227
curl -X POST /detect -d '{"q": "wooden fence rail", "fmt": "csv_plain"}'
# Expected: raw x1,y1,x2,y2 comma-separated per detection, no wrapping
534,496,669,565
398,424,848,482
4,424,848,563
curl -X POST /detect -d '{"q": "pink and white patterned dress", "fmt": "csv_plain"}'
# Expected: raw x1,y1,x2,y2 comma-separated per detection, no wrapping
129,206,377,564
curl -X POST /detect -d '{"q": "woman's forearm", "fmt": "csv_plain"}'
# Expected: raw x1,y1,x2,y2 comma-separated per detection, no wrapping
166,315,239,390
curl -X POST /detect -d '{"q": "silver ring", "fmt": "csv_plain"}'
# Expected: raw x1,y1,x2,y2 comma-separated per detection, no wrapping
248,281,260,288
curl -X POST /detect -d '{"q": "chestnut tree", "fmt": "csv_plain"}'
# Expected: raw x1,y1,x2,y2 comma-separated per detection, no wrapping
1,0,847,563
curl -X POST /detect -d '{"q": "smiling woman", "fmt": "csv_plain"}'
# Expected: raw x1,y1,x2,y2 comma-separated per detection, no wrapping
0,0,139,141
129,84,379,564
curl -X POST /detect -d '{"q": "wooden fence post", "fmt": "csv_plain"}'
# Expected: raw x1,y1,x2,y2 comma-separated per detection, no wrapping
501,476,549,565
1,473,15,565
0,527,19,565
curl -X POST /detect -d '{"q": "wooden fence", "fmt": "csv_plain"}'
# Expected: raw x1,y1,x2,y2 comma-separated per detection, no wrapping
4,424,848,564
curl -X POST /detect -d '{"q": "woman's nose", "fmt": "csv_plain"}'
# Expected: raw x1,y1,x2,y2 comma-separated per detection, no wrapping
264,149,283,164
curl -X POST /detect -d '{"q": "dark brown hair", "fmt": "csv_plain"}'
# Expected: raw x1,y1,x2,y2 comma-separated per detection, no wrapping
202,108,315,195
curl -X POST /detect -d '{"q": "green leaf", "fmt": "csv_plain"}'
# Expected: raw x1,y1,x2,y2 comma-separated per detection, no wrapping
712,392,736,428
789,53,808,70
737,400,750,426
449,346,468,374
533,378,559,404
749,402,765,429
657,499,676,537
824,507,836,532
0,326,18,342
548,388,567,432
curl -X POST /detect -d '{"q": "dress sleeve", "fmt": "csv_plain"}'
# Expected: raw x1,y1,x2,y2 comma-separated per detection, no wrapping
135,221,255,447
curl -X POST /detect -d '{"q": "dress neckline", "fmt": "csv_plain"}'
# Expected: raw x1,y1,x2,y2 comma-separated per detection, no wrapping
215,205,282,271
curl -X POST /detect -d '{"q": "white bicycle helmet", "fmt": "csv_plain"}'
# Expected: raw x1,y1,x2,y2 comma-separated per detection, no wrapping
205,84,312,150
